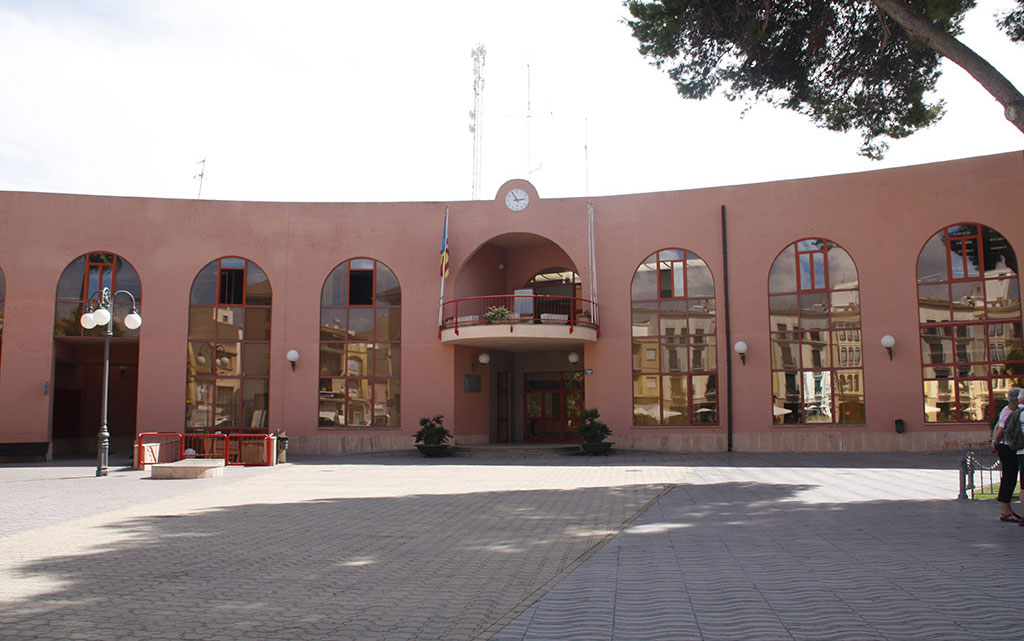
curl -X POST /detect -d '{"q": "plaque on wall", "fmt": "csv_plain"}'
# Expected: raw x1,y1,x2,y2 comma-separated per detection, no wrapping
464,374,482,393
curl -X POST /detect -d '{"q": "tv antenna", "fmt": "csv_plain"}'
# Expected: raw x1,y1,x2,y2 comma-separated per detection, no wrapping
194,158,206,199
508,63,552,178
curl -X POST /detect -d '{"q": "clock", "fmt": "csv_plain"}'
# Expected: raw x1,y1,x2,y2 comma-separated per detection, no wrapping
504,188,529,211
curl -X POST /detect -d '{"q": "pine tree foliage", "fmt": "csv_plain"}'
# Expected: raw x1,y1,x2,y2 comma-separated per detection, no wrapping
627,0,1024,158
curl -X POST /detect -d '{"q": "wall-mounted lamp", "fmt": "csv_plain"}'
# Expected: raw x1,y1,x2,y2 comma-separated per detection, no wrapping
472,352,491,372
286,349,300,371
497,262,505,271
880,335,895,361
733,341,748,366
567,351,580,365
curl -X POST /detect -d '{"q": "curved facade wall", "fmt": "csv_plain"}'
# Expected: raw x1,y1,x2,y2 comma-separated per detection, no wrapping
1,152,1022,456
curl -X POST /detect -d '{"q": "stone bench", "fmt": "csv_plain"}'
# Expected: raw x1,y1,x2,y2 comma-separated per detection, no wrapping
150,458,225,479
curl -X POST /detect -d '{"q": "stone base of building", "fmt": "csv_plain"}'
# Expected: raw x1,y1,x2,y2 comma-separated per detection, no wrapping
621,428,989,453
294,432,413,456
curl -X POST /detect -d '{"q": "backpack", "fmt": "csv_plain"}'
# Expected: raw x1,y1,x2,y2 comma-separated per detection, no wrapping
1004,407,1024,451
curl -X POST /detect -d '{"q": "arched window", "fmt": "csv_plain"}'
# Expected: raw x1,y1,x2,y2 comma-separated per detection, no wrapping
186,257,271,432
769,239,863,424
319,258,400,427
917,224,1022,422
631,249,717,425
54,252,142,337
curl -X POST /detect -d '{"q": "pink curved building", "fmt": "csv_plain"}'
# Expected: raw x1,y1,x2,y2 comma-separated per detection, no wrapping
1,150,1021,459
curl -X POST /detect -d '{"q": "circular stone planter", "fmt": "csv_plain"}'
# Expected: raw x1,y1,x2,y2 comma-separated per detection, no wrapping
415,444,449,458
580,442,613,456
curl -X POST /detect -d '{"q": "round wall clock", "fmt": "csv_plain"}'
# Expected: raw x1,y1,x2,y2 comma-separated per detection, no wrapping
504,188,529,211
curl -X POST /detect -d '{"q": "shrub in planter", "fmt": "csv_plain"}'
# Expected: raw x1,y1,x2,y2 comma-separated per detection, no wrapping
414,415,451,445
577,408,611,443
483,305,511,322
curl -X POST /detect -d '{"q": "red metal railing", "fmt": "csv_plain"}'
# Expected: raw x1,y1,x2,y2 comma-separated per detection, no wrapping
183,433,228,460
440,295,598,336
136,432,277,468
136,432,182,470
226,434,275,466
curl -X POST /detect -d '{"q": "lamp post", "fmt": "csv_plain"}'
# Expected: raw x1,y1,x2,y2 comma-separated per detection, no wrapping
80,287,142,477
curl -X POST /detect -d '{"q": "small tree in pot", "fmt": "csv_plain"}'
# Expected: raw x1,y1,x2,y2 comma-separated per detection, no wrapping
577,407,613,455
414,415,452,457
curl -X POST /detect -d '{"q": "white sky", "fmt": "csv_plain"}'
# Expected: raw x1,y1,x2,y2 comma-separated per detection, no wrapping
0,0,1021,203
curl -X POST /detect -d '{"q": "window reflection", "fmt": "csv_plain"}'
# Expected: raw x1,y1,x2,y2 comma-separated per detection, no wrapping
631,248,717,425
54,253,142,338
769,239,863,425
186,257,271,433
320,258,401,428
918,224,1023,422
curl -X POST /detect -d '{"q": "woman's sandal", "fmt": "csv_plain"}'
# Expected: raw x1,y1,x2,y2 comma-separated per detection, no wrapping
1000,514,1022,522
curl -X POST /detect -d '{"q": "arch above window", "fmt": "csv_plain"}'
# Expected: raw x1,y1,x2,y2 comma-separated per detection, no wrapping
917,224,1022,423
768,239,863,425
319,258,400,428
630,249,717,426
54,252,142,338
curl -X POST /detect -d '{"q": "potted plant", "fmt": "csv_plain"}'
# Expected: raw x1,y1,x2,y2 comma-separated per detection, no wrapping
577,407,613,455
483,305,511,323
414,414,452,457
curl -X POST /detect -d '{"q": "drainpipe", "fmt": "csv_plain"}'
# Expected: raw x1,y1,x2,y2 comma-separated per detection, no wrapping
722,205,733,452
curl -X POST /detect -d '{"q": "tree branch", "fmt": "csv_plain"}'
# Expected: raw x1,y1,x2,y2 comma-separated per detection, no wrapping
870,0,1024,133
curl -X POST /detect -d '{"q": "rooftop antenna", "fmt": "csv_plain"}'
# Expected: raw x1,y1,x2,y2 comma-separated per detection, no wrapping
508,62,552,178
584,118,590,197
194,158,206,199
470,44,486,200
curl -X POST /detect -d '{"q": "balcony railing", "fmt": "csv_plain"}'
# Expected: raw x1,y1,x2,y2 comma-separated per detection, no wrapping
441,295,598,336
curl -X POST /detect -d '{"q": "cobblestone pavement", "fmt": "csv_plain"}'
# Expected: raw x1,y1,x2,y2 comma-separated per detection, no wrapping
0,450,688,641
0,450,1009,641
494,451,1018,641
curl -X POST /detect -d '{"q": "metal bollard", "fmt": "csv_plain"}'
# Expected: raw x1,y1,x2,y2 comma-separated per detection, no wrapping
957,452,977,500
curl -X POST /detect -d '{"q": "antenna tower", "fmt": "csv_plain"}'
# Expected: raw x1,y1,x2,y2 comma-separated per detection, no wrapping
470,44,486,200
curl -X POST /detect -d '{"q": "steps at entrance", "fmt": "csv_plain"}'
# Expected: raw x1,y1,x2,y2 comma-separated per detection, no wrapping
449,444,580,458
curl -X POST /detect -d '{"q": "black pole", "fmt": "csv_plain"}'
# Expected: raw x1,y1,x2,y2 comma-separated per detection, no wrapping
722,205,733,452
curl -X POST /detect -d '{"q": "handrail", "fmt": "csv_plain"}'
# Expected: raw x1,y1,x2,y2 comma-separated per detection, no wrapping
439,294,598,336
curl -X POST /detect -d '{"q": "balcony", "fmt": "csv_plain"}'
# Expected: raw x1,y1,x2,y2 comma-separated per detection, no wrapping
440,294,598,350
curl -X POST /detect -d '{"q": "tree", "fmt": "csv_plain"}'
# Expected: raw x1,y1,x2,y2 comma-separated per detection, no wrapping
626,0,1024,158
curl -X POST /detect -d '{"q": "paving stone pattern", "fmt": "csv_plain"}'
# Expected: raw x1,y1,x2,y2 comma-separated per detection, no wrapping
0,451,686,641
2,451,1016,641
493,452,1021,641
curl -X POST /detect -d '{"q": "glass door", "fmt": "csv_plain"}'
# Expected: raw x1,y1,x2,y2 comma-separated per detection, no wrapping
523,371,584,442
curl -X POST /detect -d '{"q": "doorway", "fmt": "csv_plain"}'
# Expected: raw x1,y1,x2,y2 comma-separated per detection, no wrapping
523,371,584,442
52,338,139,457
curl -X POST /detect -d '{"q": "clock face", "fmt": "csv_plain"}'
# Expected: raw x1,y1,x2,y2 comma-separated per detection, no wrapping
505,188,529,211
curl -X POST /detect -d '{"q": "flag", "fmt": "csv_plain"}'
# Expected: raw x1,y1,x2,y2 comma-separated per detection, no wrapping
440,207,450,279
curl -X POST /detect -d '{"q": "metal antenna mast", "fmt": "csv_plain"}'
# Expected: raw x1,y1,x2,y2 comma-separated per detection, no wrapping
470,44,486,200
194,158,206,199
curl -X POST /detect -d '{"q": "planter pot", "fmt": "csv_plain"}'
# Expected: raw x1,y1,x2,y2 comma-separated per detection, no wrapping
580,442,613,456
415,444,449,458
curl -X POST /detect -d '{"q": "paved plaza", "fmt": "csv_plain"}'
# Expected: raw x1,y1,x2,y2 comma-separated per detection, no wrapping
1,449,1020,640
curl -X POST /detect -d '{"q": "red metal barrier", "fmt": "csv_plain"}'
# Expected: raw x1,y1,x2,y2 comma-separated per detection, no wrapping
182,433,228,461
136,432,182,470
440,294,598,336
227,434,275,466
137,432,276,468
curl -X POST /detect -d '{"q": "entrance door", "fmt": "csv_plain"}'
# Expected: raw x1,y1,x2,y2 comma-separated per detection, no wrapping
523,371,584,442
52,339,139,457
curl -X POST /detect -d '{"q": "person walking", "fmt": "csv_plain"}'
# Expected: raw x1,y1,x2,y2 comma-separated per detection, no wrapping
991,387,1023,522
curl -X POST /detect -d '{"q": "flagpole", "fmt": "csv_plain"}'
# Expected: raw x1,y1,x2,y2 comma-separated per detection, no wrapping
438,206,449,331
588,201,598,324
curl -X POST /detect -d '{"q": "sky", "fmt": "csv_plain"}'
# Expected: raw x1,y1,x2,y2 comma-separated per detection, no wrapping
0,0,1021,204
